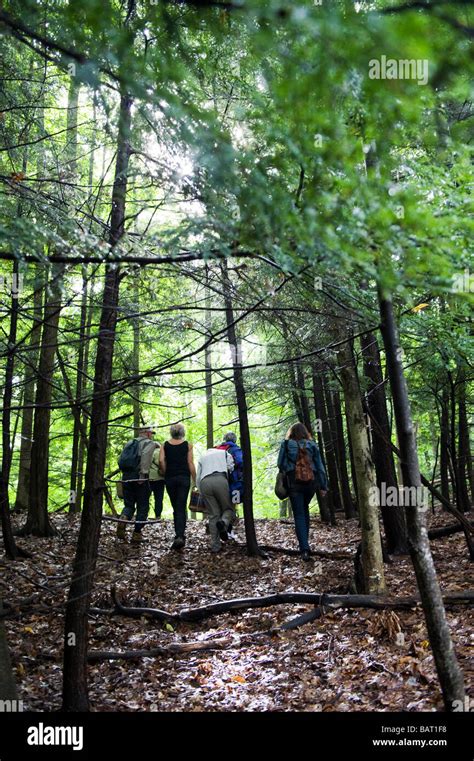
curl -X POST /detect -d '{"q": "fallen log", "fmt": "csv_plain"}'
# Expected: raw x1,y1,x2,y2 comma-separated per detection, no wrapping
87,635,234,662
428,523,473,540
108,587,474,625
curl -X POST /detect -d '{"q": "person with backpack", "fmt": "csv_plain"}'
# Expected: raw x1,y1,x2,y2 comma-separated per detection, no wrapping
159,423,196,551
196,446,235,553
117,426,157,543
277,422,328,561
215,431,244,508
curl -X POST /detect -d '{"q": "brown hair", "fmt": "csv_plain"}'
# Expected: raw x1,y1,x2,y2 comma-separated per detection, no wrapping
286,422,312,441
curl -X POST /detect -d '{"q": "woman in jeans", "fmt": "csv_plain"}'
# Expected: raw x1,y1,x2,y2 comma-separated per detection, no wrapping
159,423,196,550
277,422,328,561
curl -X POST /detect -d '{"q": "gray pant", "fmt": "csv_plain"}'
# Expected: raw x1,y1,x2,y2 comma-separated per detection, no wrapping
200,473,236,546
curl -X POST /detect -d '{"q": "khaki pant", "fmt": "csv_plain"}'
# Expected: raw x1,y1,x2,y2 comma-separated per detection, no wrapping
200,473,236,546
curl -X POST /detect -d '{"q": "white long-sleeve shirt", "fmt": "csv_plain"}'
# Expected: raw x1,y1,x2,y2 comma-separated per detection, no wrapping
196,448,234,490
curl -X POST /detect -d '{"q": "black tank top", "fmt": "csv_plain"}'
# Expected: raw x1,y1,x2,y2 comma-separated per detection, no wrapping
164,441,189,478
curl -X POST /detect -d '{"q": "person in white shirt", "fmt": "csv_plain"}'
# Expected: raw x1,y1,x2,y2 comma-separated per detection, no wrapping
196,448,235,553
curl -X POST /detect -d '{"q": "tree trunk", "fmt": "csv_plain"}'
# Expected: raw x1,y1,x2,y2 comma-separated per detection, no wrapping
18,263,62,537
295,364,312,434
332,388,355,518
132,277,141,432
440,389,450,503
337,336,386,594
205,266,214,449
69,269,89,513
14,277,43,512
221,261,259,556
379,292,465,710
62,88,133,712
0,260,21,558
361,331,408,553
457,371,471,511
312,369,336,524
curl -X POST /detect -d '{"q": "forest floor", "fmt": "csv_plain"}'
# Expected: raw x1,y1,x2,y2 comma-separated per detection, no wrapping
2,510,473,712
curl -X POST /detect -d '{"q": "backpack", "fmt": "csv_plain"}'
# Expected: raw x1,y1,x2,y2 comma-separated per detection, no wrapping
294,442,314,484
216,443,244,501
118,438,140,473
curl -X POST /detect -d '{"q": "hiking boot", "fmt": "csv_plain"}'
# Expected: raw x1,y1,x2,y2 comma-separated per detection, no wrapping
171,535,185,551
216,520,228,542
301,550,311,562
116,519,127,540
211,542,222,554
131,531,143,544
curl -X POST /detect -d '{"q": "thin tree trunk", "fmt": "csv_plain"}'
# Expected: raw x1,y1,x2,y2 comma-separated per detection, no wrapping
69,270,88,513
457,371,471,511
295,364,312,434
0,261,22,558
337,337,385,594
132,277,140,432
75,284,94,514
205,266,214,449
62,87,133,712
14,277,43,511
345,401,359,508
221,261,259,556
312,370,337,524
322,378,343,522
332,388,355,518
361,331,408,553
440,389,450,503
379,292,465,710
18,263,62,537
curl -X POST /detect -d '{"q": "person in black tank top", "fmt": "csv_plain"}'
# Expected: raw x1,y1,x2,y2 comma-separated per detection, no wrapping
159,423,196,550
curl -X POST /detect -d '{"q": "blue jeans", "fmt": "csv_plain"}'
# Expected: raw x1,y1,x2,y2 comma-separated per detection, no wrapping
288,483,315,552
165,475,190,538
122,480,151,533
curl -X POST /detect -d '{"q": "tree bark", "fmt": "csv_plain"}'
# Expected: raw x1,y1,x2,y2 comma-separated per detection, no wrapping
337,336,386,595
14,277,43,512
378,292,465,710
361,331,408,553
62,87,133,712
221,261,260,556
440,388,451,503
295,364,312,434
69,269,89,513
457,371,471,511
332,388,355,518
18,263,62,537
312,369,336,524
0,260,22,558
205,265,214,448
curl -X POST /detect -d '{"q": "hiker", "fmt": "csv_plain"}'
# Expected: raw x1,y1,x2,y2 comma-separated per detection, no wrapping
277,422,328,561
159,423,196,550
117,426,156,543
196,446,236,554
215,431,244,508
149,442,165,518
